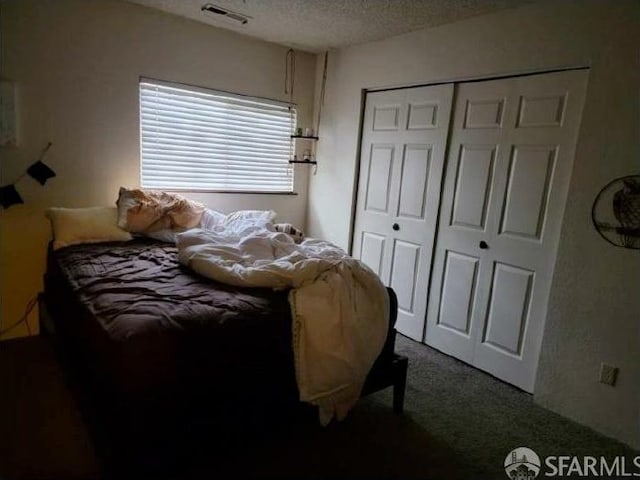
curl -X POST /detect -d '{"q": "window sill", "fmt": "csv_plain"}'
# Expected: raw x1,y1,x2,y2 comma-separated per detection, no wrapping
156,188,298,196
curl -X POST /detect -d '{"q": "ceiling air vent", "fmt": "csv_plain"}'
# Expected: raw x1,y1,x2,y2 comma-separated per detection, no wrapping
201,3,251,25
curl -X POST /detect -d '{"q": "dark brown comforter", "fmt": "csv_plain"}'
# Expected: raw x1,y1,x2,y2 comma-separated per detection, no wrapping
45,238,296,399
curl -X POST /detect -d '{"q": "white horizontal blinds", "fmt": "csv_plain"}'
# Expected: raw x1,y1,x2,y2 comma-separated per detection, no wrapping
140,80,294,192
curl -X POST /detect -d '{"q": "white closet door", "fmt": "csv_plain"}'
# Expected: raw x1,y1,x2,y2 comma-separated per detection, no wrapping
352,84,454,340
424,70,588,391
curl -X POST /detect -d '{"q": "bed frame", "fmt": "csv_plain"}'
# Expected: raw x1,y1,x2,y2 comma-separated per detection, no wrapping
40,277,408,474
360,288,408,413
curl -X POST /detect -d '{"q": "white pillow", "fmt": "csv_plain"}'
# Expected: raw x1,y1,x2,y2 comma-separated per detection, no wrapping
222,210,276,235
46,206,133,250
199,208,226,230
223,209,276,225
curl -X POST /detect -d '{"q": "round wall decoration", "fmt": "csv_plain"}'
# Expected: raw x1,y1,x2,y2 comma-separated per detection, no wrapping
592,174,640,249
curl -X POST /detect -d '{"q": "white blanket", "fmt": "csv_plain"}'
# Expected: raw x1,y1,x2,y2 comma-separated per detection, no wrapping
176,224,389,425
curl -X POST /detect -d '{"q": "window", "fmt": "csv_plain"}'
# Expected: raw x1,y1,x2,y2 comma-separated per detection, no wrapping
139,79,295,193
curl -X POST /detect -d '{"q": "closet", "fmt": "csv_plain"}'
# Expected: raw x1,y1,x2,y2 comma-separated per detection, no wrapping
352,70,588,392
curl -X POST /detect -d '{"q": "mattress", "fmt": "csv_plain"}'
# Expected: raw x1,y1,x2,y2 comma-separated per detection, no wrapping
44,238,397,403
45,238,295,398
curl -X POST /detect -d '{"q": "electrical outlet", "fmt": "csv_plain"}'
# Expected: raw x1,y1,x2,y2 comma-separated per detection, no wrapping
599,363,618,386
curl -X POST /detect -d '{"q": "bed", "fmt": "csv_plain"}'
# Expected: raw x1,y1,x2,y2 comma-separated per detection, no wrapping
40,237,408,472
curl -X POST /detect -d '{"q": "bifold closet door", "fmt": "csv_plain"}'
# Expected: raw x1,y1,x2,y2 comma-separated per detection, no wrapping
352,84,454,340
424,70,588,392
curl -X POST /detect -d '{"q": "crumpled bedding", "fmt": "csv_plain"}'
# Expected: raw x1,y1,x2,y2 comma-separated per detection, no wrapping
177,222,389,424
116,187,206,241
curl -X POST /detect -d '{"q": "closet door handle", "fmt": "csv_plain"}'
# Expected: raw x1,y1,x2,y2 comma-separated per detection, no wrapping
392,223,400,231
479,241,489,249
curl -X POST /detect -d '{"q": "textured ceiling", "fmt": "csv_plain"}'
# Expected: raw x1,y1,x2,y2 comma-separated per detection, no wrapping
128,0,535,52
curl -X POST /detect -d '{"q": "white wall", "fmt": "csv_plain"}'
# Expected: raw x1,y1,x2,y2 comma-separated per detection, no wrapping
0,0,316,337
308,0,640,448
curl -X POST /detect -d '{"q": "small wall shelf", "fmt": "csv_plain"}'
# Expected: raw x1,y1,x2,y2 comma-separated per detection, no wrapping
290,133,319,174
290,135,319,141
288,159,317,165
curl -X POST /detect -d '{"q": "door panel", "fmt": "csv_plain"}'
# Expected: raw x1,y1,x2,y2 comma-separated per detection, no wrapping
499,146,556,239
437,250,479,336
516,94,566,127
407,102,439,130
397,145,431,219
359,232,386,276
482,262,534,355
372,106,400,130
364,145,394,213
464,98,505,129
389,240,421,313
450,145,497,230
352,84,454,340
425,70,588,391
